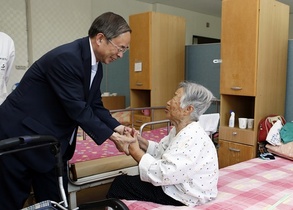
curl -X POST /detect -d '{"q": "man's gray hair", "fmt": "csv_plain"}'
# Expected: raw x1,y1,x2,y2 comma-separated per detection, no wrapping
88,12,131,39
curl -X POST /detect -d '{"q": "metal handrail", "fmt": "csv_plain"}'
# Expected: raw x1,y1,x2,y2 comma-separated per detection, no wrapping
110,106,166,129
139,119,171,134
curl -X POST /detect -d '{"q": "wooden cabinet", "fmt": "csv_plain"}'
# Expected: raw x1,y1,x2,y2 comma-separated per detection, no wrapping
220,0,259,96
220,126,255,146
102,96,125,110
133,114,151,130
218,140,254,168
129,12,185,122
129,12,151,90
218,0,289,168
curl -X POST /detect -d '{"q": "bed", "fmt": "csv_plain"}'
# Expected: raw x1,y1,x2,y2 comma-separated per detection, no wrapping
67,107,220,208
122,156,293,210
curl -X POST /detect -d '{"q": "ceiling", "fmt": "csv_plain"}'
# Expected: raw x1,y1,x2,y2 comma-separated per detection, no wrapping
136,0,293,17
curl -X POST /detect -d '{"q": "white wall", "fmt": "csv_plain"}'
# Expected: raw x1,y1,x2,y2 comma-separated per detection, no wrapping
91,0,152,19
152,4,221,45
28,0,93,62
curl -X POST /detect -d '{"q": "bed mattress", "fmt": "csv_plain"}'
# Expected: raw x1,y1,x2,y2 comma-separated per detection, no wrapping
122,157,293,210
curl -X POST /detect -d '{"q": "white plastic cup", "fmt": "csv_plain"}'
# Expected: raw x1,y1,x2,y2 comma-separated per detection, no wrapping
238,118,248,129
247,119,254,129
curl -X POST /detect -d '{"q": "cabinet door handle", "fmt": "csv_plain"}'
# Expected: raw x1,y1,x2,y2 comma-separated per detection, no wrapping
231,86,242,90
135,120,143,123
136,83,143,86
232,132,237,136
229,147,240,152
213,59,222,64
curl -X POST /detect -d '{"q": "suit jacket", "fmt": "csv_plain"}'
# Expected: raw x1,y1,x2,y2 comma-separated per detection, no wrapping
0,37,120,172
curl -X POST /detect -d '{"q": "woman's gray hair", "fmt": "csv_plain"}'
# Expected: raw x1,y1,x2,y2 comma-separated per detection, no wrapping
88,12,131,39
179,81,214,121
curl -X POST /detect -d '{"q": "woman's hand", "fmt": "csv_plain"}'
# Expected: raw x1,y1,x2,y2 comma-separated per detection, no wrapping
136,132,149,152
109,132,135,155
127,132,145,163
124,128,149,152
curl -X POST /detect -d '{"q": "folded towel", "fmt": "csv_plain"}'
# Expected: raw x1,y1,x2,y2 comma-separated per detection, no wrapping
280,122,293,144
199,113,220,135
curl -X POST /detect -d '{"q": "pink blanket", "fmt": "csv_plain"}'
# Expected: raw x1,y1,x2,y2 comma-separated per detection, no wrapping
122,157,293,210
69,127,169,164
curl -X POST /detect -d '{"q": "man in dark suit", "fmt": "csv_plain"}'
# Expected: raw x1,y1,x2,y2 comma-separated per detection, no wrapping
0,12,133,209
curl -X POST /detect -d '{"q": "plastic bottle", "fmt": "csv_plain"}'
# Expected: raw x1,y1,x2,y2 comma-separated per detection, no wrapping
229,111,235,127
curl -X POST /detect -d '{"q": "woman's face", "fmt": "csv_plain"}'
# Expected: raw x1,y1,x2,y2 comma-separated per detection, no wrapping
165,87,186,121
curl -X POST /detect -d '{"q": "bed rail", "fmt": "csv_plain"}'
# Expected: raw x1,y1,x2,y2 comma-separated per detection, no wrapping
110,106,166,129
139,119,171,134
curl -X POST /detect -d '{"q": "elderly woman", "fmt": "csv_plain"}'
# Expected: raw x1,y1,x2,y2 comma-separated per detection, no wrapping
107,81,219,207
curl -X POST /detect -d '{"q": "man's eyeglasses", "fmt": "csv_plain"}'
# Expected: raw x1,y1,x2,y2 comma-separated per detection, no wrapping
108,39,129,54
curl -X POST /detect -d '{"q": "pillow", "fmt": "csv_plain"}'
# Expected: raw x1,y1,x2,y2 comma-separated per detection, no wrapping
266,141,293,161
